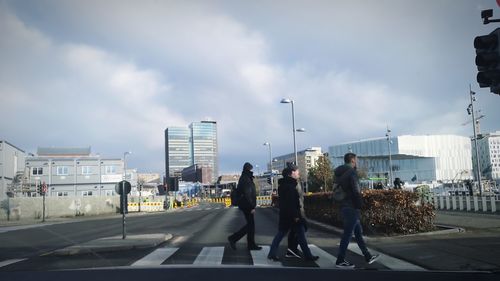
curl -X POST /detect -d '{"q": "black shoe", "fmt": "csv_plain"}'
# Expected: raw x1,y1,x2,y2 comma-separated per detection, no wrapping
285,248,302,258
366,254,380,264
267,255,280,261
248,245,262,250
336,260,355,269
305,255,319,261
227,237,236,250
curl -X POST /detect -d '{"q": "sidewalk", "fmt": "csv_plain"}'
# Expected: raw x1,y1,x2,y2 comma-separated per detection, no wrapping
49,233,173,256
434,210,500,230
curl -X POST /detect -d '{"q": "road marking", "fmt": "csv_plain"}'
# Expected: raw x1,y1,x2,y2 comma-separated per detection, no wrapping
193,247,224,265
249,246,282,267
0,259,27,268
131,247,179,266
309,244,337,268
347,244,426,271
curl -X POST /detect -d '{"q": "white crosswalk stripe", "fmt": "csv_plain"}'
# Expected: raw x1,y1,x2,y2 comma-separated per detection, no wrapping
347,244,426,271
308,244,337,268
131,247,179,266
0,258,27,268
193,247,224,265
127,244,424,270
249,246,283,267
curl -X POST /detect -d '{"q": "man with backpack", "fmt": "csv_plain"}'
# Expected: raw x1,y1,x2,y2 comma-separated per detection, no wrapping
227,162,262,251
334,153,379,269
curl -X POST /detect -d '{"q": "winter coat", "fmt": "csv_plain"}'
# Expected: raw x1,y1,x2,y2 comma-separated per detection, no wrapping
334,164,362,209
278,176,302,230
237,170,257,211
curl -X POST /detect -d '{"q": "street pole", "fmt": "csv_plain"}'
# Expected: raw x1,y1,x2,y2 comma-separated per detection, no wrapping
263,142,274,192
291,101,298,165
122,151,131,239
386,127,393,188
470,87,483,196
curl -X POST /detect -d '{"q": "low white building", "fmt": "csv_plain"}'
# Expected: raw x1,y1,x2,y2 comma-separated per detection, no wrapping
472,131,500,184
272,147,324,190
329,135,473,184
0,140,26,199
24,147,132,197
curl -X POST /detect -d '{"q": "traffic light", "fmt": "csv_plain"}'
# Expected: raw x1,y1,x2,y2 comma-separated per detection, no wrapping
474,28,500,95
267,176,272,185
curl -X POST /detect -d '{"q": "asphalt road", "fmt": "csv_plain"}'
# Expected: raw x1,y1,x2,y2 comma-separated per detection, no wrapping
0,204,499,281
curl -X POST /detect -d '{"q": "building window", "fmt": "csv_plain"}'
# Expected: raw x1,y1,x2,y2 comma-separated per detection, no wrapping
32,167,43,175
57,166,69,176
57,192,68,197
82,191,93,196
81,166,92,175
105,166,117,174
105,190,114,196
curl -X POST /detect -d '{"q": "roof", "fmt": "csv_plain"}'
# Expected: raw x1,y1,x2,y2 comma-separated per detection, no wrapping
0,140,26,153
37,147,92,156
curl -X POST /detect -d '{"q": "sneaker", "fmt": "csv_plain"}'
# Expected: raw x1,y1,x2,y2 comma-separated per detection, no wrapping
335,260,355,269
285,248,302,258
227,237,236,250
267,255,280,262
366,254,380,265
248,245,262,250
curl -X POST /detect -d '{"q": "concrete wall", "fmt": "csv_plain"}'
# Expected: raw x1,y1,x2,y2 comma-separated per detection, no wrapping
0,196,121,221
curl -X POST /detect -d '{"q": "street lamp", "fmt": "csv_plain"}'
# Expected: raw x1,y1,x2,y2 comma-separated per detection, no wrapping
385,128,393,188
281,98,301,165
123,151,132,180
263,142,273,191
469,86,482,196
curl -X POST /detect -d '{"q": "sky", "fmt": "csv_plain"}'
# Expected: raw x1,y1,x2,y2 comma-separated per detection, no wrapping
1,0,499,175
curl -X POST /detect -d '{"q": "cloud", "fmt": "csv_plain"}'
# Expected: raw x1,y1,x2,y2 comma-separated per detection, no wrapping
1,1,497,175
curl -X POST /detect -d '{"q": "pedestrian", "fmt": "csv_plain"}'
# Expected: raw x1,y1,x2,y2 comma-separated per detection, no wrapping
228,162,262,251
285,178,306,259
334,153,379,269
267,164,319,262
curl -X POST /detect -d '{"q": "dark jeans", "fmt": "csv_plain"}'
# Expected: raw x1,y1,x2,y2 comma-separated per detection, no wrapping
268,222,313,258
228,209,255,246
337,207,371,262
288,219,307,251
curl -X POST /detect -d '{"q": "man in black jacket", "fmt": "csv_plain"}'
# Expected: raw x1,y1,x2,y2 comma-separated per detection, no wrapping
334,153,379,269
228,162,262,250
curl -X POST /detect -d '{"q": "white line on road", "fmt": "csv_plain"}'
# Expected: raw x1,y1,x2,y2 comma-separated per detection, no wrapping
0,259,27,268
193,247,224,266
347,244,426,271
131,247,179,266
249,246,282,267
309,244,337,268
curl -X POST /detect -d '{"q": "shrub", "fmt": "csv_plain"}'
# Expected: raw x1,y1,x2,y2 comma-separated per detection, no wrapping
303,190,435,235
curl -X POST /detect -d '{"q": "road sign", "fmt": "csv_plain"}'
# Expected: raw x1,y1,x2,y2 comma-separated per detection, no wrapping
115,180,131,195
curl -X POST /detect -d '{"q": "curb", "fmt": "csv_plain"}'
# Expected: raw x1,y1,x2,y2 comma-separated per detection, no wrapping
50,233,173,256
269,207,466,239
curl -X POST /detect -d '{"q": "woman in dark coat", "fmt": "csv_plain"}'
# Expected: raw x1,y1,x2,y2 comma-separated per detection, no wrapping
267,164,319,261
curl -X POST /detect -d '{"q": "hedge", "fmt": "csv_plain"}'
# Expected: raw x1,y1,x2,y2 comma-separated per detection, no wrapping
303,190,435,235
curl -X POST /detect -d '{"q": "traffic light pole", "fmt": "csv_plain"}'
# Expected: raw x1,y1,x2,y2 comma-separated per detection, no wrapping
470,87,483,196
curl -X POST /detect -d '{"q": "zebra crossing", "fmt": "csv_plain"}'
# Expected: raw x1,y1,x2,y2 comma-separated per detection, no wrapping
128,244,426,270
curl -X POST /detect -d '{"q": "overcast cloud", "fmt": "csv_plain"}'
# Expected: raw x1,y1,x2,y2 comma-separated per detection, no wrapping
1,0,499,175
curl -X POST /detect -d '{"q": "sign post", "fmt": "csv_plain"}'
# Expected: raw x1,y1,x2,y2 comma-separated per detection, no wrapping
116,180,131,239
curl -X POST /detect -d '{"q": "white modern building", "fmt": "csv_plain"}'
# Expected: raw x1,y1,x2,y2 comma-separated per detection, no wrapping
0,140,26,199
24,147,134,197
329,135,473,184
472,131,500,183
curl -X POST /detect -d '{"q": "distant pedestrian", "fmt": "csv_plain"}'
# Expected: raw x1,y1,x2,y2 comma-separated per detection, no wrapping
228,162,262,251
334,153,379,269
267,164,319,262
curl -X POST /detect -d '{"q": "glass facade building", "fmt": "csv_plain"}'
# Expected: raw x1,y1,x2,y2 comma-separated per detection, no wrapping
472,131,500,183
165,121,218,183
165,127,191,178
328,135,473,184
